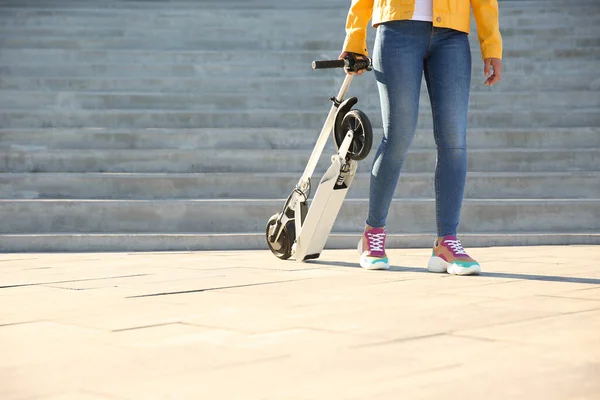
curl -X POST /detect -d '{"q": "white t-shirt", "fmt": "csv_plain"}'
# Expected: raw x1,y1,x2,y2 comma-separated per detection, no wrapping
412,0,433,22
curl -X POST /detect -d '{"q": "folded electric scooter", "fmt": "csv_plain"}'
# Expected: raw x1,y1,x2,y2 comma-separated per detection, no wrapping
266,55,373,261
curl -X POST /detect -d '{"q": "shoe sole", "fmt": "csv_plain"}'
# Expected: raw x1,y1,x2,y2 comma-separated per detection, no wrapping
357,240,390,270
360,258,390,270
428,256,480,275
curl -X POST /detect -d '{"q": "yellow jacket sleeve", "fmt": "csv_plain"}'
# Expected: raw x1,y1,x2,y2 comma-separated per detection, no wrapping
342,0,374,56
471,0,503,60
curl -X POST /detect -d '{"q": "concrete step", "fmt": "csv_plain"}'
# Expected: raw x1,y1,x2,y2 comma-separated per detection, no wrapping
1,32,599,53
2,75,597,93
0,8,597,29
3,148,598,173
1,108,598,129
2,48,598,70
1,232,599,252
1,0,596,8
3,127,598,151
0,0,596,9
1,24,598,43
0,3,596,14
1,198,598,234
2,18,596,33
0,59,595,81
1,29,598,50
3,172,599,200
0,0,348,6
2,90,598,111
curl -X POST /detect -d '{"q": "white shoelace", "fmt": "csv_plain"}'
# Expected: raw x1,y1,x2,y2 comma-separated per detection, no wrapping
367,232,386,252
445,239,467,255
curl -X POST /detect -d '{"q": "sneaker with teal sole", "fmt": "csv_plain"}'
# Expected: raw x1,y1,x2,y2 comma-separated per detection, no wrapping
357,227,390,270
427,235,481,275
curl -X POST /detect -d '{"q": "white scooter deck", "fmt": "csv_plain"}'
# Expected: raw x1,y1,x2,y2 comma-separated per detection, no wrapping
293,134,358,261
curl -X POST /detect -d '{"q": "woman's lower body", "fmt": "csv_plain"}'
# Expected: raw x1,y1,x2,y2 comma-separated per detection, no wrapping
358,20,480,275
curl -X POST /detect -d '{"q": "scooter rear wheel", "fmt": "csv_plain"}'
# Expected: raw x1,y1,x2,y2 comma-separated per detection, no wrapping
265,213,295,260
336,109,373,161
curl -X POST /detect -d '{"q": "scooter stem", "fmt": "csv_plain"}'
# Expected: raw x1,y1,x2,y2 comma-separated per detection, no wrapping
297,74,354,190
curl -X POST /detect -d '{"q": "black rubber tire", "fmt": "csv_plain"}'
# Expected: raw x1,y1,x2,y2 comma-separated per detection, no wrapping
336,109,373,161
265,213,295,260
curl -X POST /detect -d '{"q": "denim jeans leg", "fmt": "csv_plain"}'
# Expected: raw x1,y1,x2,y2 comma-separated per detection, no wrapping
423,28,472,237
367,21,431,228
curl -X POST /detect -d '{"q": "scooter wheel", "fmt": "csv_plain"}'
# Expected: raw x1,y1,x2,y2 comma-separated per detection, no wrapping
265,214,295,260
336,109,373,161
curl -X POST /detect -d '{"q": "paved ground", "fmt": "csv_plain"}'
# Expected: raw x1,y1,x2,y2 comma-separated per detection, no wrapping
1,245,599,400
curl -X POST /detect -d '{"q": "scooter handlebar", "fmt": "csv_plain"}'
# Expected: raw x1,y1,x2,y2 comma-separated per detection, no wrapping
312,57,372,73
312,59,346,69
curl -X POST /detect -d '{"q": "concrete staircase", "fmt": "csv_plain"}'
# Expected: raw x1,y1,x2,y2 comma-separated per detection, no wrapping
0,0,599,252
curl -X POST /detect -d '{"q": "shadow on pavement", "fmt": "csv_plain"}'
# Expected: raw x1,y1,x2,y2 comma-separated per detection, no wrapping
309,260,600,285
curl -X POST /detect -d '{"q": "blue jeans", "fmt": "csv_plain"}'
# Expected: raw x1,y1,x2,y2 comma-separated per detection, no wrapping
367,20,472,237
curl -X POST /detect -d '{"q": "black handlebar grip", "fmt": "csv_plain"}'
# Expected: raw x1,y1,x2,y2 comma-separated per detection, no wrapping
353,59,371,71
312,59,346,69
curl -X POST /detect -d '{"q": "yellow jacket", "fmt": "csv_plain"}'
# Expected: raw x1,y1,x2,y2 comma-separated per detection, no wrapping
343,0,503,61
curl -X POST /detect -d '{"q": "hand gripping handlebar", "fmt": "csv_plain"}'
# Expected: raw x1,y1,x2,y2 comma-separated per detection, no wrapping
312,55,372,73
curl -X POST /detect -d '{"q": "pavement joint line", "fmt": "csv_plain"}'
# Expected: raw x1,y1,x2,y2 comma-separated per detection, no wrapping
569,286,600,292
377,275,495,285
42,285,93,291
169,266,245,271
0,273,152,289
477,272,600,285
125,251,194,255
178,321,253,334
351,333,447,349
0,320,47,328
368,277,426,285
125,278,312,298
537,294,600,302
79,391,128,400
355,308,600,350
209,354,292,371
448,332,510,343
111,321,181,333
466,307,600,330
288,326,364,335
446,330,600,350
372,362,464,382
243,266,326,272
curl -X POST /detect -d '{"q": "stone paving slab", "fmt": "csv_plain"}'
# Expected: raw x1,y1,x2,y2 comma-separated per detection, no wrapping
1,246,599,400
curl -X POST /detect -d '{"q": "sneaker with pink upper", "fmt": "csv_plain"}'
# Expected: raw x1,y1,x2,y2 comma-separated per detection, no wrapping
357,227,390,270
428,235,480,275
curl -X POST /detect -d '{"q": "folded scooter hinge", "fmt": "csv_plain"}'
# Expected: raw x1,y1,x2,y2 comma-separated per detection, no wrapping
295,178,311,198
334,163,351,189
329,96,342,107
